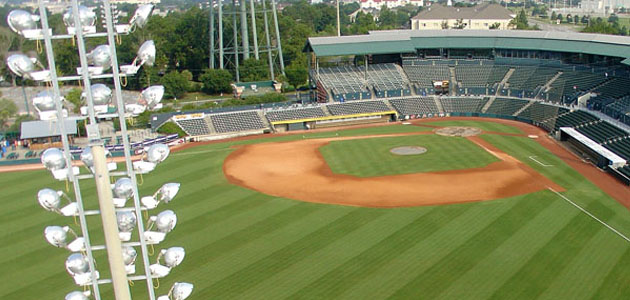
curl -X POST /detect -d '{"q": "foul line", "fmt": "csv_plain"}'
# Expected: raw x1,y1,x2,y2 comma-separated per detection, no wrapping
548,187,630,243
529,156,553,167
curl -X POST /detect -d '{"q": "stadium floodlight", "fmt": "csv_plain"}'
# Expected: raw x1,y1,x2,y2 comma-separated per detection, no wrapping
7,9,47,39
65,290,91,300
41,148,79,180
122,246,137,274
115,4,154,34
32,91,68,121
37,188,80,216
78,45,111,75
80,83,112,115
133,143,170,174
149,247,185,278
6,53,50,81
65,253,99,286
44,225,86,252
144,210,177,244
125,85,165,116
80,146,116,173
112,177,134,207
63,5,96,35
157,282,194,300
116,211,137,241
120,40,155,75
141,183,181,209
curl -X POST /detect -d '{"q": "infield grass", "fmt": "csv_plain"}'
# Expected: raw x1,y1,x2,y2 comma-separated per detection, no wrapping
1,120,630,299
320,135,499,177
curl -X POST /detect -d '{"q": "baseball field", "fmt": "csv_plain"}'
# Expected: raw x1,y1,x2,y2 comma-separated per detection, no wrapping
2,118,630,299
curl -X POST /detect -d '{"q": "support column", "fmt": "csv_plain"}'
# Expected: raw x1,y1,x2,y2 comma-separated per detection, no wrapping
262,0,274,80
271,0,284,75
210,0,215,69
249,0,259,60
240,0,250,59
219,0,224,69
233,0,240,82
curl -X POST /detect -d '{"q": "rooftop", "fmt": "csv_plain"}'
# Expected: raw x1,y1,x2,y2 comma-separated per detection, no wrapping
20,119,78,140
411,3,514,20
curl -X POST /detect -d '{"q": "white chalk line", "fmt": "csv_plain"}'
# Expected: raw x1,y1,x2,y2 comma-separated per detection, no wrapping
548,187,630,243
529,156,554,167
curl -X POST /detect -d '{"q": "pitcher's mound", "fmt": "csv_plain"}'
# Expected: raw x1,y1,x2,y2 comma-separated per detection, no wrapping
435,126,482,137
390,146,427,156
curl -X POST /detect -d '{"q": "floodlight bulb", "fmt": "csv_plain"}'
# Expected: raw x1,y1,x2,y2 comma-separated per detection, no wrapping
32,91,56,112
171,282,194,300
141,85,165,110
65,253,90,275
63,5,96,28
113,177,134,199
85,83,112,106
44,225,68,247
116,211,137,232
7,10,40,35
130,4,154,28
146,143,169,164
37,188,61,211
162,247,185,268
137,40,156,67
160,183,181,203
6,53,35,78
122,246,137,266
65,291,90,300
41,148,66,171
154,210,177,233
86,45,112,70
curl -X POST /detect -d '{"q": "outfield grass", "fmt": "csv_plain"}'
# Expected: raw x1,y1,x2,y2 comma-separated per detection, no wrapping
422,120,524,134
1,120,630,299
320,135,498,177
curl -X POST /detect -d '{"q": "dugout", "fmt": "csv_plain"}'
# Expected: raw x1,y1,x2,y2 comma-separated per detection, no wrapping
271,111,396,132
557,127,626,168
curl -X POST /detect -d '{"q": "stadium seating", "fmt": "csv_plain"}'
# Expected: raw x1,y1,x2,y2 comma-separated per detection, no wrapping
592,77,630,99
547,71,607,103
455,65,509,88
327,100,391,115
389,97,439,115
484,97,529,115
174,118,211,136
403,65,450,87
576,121,628,144
265,107,327,122
363,64,410,97
317,66,370,101
210,111,267,133
604,138,630,160
439,97,488,113
516,102,565,124
616,165,630,178
551,110,599,131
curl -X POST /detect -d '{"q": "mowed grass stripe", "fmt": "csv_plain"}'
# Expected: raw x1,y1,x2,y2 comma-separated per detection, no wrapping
436,192,580,299
423,120,524,134
388,195,554,299
488,200,616,299
237,207,440,299
538,227,629,300
288,205,473,299
591,245,630,299
194,208,386,299
337,197,520,300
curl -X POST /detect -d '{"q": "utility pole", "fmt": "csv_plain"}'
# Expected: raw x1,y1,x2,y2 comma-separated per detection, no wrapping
232,0,240,82
219,0,224,69
210,0,215,68
249,0,259,60
240,0,250,59
336,0,341,37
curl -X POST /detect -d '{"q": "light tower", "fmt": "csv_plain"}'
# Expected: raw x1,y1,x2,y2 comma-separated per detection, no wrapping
209,0,285,82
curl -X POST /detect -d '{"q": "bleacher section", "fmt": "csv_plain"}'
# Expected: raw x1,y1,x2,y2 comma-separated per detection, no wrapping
455,65,509,88
327,100,391,116
389,97,439,115
439,97,488,113
265,107,327,122
547,71,606,103
484,98,530,115
174,117,211,136
592,77,630,99
210,111,267,133
550,110,599,131
616,165,630,178
364,64,410,97
505,66,559,98
604,139,630,160
577,121,629,144
516,102,567,130
317,66,370,101
403,65,450,87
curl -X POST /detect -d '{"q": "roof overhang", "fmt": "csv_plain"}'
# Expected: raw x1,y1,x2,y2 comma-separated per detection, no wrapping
305,30,630,61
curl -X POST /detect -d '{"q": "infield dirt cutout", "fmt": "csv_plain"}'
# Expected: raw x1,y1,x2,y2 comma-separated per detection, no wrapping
224,130,564,208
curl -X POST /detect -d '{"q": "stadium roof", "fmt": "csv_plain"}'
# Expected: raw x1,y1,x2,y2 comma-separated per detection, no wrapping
20,120,77,139
411,3,513,20
304,30,630,62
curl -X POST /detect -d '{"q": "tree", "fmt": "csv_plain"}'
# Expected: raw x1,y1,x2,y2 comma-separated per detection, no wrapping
0,98,17,131
8,114,34,132
199,69,233,95
239,58,270,82
581,15,589,24
285,64,308,90
574,15,580,25
157,121,186,137
489,22,502,29
557,14,564,23
608,14,619,23
551,11,557,20
65,88,83,113
161,71,190,99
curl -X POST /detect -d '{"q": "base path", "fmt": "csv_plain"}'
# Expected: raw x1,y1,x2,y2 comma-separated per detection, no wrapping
223,132,563,208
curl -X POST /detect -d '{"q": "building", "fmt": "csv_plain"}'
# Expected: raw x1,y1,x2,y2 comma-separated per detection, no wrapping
20,120,78,150
411,3,514,30
360,0,424,10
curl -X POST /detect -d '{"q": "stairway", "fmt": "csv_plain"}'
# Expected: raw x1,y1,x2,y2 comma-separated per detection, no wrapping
433,96,444,114
481,96,496,113
449,67,457,96
535,71,563,98
257,111,271,130
499,68,515,87
204,116,217,134
320,104,333,116
383,99,397,112
513,100,535,116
